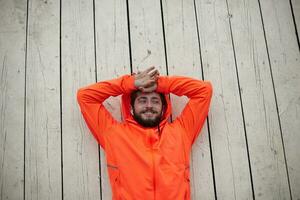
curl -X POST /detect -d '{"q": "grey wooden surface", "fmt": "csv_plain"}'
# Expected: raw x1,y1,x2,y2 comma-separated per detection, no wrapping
25,0,61,199
1,0,300,199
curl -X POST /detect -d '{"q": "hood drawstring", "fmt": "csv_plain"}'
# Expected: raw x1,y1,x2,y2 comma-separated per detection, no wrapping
157,124,161,136
157,105,166,136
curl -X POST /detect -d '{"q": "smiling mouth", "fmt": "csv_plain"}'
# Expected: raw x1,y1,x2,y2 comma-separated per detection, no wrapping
144,112,154,115
142,112,158,118
142,111,157,115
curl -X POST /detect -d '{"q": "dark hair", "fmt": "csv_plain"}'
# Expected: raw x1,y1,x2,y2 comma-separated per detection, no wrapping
130,90,167,109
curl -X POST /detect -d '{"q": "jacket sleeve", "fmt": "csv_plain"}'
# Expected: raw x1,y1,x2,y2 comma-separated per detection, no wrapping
77,75,136,149
156,76,213,144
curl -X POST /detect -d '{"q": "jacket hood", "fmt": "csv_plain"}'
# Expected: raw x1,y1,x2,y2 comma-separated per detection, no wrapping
121,91,172,128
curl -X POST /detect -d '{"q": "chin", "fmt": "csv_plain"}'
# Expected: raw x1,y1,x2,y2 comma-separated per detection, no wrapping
134,116,161,128
133,111,162,128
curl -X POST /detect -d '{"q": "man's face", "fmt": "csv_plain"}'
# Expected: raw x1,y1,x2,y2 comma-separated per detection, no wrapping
132,92,163,127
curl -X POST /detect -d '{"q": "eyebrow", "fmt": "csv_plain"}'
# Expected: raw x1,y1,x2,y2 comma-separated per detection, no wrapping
137,97,147,101
151,97,160,100
137,96,160,100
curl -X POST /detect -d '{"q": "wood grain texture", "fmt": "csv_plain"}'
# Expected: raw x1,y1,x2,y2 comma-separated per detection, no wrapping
259,0,300,198
61,0,100,199
128,0,166,73
0,0,26,199
94,0,131,199
227,0,291,199
25,0,62,199
161,0,215,199
1,0,299,199
195,0,253,199
291,0,300,44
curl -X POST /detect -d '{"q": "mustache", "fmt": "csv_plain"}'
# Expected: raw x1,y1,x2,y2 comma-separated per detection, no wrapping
141,109,158,114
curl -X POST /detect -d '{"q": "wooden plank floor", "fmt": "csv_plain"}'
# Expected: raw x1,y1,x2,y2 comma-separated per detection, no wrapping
1,0,299,199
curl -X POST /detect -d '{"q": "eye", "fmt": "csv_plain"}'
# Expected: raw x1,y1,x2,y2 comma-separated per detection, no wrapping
138,99,147,104
152,99,160,104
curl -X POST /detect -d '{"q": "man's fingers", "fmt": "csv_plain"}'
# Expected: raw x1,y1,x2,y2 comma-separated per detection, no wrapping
140,66,156,76
138,66,158,77
134,67,159,89
144,66,155,74
138,87,145,92
144,79,156,87
140,83,157,93
138,79,155,90
133,67,152,76
148,69,159,77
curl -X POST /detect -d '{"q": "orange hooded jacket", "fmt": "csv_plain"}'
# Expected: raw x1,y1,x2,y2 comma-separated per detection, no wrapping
77,75,212,200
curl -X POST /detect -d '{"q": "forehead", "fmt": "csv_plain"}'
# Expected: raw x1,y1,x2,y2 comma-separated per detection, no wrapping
135,92,161,100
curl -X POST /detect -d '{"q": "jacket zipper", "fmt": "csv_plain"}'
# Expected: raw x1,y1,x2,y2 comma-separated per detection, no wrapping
151,147,156,200
149,129,156,200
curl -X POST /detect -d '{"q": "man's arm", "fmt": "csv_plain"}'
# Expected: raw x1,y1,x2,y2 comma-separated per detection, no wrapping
77,75,136,149
156,76,213,144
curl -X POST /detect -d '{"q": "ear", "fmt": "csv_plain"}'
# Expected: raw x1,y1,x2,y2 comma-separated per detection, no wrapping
160,105,165,117
130,105,133,115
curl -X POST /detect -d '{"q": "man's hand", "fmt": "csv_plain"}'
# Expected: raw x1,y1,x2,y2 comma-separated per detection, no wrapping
134,66,159,93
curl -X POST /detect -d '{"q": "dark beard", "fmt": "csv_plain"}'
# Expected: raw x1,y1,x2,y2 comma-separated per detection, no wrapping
133,109,162,128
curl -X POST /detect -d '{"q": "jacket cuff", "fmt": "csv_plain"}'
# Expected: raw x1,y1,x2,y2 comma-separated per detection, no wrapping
122,75,137,93
156,76,169,94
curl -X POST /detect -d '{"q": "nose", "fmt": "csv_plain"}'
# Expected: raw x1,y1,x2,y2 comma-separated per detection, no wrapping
145,101,153,109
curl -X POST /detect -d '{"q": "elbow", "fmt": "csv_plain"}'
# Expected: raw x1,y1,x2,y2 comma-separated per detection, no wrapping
77,88,85,103
204,81,213,98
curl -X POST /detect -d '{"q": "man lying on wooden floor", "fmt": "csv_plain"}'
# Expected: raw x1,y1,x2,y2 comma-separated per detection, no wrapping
77,66,212,200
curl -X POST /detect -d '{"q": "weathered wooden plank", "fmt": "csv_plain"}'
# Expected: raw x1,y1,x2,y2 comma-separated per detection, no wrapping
0,0,26,199
94,0,131,199
291,0,300,43
61,0,100,199
161,0,215,199
25,0,61,199
195,0,253,199
128,0,166,73
227,0,291,199
259,0,300,198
